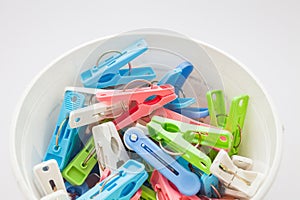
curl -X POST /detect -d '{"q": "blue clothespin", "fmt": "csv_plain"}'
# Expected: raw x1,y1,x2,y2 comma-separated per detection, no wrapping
43,91,85,170
176,157,219,198
158,61,195,109
65,173,100,199
80,39,156,88
172,107,209,119
77,160,148,200
124,127,201,196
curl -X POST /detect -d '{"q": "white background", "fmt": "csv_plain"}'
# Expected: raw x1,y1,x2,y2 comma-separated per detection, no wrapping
1,0,299,199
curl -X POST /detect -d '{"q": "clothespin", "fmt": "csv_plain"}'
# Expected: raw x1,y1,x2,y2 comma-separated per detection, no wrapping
150,170,200,200
176,156,220,198
140,185,156,200
65,173,100,199
130,188,142,200
92,122,129,173
43,91,85,170
77,160,148,200
206,90,249,155
62,137,97,186
149,116,232,150
210,150,264,197
96,84,177,130
147,116,212,174
172,107,209,120
231,155,253,170
40,190,70,200
80,39,156,88
220,185,248,199
157,61,195,109
139,107,210,127
33,160,67,198
124,127,201,196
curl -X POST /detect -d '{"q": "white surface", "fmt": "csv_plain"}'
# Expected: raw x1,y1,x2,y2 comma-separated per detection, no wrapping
0,0,299,199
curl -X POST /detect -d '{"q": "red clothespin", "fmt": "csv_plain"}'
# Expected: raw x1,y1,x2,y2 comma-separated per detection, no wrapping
150,170,200,200
96,84,177,130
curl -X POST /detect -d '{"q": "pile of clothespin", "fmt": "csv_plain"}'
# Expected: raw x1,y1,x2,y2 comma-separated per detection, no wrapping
33,39,264,200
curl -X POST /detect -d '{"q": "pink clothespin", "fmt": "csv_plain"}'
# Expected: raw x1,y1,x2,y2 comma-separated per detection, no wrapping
96,84,177,130
150,170,200,200
139,107,210,127
130,188,142,200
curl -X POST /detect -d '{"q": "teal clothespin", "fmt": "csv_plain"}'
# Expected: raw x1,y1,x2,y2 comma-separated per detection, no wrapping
62,137,97,186
206,90,249,156
147,116,212,174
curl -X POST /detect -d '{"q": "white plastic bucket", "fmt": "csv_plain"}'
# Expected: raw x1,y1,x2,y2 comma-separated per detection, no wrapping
10,29,282,200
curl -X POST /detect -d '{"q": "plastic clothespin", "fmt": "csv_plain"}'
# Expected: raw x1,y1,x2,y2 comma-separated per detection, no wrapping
96,84,177,130
43,91,85,170
157,61,195,110
92,122,129,173
220,185,248,199
176,156,219,198
65,173,100,199
149,116,232,150
139,107,210,127
172,107,209,120
140,185,157,200
150,170,200,200
210,150,264,197
77,160,148,200
80,39,156,88
62,137,97,186
40,190,70,200
33,160,67,197
146,116,212,174
206,90,249,155
124,127,200,196
130,188,142,200
231,155,253,170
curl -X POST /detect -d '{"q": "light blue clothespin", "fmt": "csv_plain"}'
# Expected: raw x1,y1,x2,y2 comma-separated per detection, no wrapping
43,91,85,170
80,39,156,88
158,62,209,119
176,156,219,198
77,160,148,200
158,61,195,109
124,127,201,196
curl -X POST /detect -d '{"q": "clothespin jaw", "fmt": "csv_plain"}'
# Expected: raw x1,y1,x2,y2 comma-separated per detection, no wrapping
40,190,70,200
124,127,201,196
80,39,156,88
92,122,129,172
226,95,249,155
140,185,156,200
33,160,66,197
62,137,97,186
96,84,177,130
147,116,212,174
210,150,264,197
158,61,195,110
77,160,148,200
150,170,200,200
206,90,227,127
231,155,253,170
43,91,85,170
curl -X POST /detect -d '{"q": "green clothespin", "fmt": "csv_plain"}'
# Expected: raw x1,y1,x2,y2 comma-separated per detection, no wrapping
206,90,249,156
147,116,212,174
62,137,97,185
140,185,156,200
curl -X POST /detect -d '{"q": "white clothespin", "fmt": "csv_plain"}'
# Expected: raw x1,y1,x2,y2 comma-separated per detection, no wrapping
92,122,129,173
33,160,66,197
69,102,124,128
40,190,70,200
135,123,149,136
221,186,248,199
210,150,264,197
232,155,253,170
